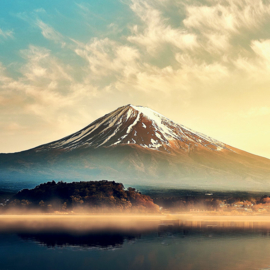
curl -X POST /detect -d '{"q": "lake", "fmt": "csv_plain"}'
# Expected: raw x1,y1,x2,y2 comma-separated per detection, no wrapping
1,215,270,270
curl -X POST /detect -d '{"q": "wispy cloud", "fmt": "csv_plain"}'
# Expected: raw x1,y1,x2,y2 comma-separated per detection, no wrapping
16,11,66,46
75,38,140,78
36,20,66,47
34,8,46,13
76,3,108,22
183,0,270,34
0,28,14,39
127,0,198,53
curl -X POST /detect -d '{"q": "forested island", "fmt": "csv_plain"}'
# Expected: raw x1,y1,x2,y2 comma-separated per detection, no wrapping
3,180,159,213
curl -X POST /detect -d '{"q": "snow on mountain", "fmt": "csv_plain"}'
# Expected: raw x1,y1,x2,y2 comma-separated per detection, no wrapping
35,104,230,153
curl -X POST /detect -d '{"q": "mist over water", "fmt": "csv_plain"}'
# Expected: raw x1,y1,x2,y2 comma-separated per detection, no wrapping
1,215,270,270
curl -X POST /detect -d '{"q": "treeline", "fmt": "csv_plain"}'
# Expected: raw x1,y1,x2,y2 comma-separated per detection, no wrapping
4,180,159,213
152,194,270,212
153,196,220,211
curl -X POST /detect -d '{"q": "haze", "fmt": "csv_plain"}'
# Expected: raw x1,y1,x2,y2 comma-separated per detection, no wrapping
2,214,270,232
1,0,270,158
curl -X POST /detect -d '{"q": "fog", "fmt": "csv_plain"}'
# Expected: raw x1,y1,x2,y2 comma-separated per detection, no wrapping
0,214,163,233
1,213,270,234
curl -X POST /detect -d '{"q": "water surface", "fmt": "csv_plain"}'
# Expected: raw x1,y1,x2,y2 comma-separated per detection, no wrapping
1,215,270,270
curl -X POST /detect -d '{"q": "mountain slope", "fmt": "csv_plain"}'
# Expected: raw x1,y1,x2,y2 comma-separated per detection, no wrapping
1,104,270,192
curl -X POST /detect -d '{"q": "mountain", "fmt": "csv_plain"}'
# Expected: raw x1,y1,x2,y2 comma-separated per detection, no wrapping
1,104,270,192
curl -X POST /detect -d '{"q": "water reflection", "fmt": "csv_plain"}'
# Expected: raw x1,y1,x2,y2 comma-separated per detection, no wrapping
2,216,270,270
158,219,270,237
18,231,140,249
13,219,270,249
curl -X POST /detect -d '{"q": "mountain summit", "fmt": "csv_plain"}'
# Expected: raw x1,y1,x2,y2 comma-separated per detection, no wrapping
1,104,270,192
36,104,228,153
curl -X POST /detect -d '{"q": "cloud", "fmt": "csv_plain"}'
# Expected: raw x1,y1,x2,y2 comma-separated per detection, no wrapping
20,45,72,82
76,3,107,22
35,20,65,46
74,38,141,85
183,0,270,34
0,45,80,124
34,8,46,13
232,39,270,84
251,39,270,62
15,11,65,46
0,28,14,39
127,0,198,54
180,0,270,57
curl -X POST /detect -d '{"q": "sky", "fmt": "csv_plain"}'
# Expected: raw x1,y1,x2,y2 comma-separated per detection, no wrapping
1,0,270,158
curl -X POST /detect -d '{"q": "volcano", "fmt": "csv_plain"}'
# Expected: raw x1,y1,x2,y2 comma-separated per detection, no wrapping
1,104,270,191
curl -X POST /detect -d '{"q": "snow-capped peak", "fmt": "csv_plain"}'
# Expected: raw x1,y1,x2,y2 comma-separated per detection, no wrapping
35,104,230,153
